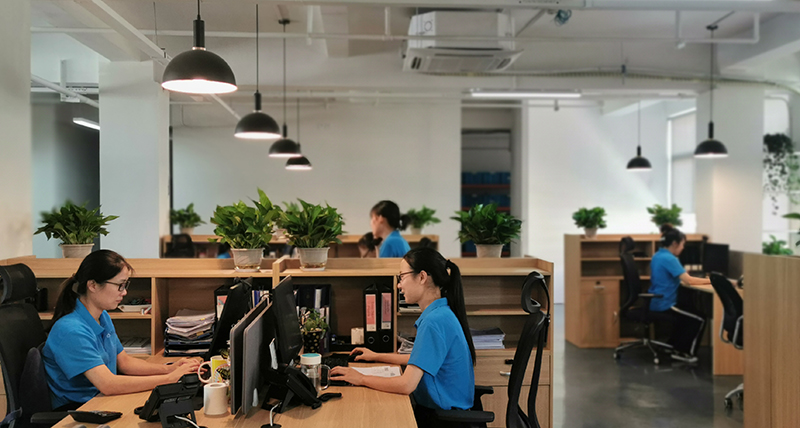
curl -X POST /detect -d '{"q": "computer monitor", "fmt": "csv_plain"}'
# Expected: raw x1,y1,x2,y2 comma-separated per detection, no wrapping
272,276,303,366
229,295,269,416
241,299,274,415
703,243,729,276
205,280,251,360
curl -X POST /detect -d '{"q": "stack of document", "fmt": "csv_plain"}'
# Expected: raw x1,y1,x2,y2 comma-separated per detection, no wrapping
470,327,506,350
398,292,421,314
164,309,215,357
119,336,151,355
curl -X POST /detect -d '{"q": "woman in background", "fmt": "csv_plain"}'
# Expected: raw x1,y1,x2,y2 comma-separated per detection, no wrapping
358,232,379,258
370,200,411,258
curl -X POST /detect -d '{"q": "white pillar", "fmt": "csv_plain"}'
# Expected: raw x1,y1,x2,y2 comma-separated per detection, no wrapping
694,86,763,252
0,0,32,259
99,61,170,257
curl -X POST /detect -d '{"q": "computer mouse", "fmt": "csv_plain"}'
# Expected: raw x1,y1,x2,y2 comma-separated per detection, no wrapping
348,350,363,362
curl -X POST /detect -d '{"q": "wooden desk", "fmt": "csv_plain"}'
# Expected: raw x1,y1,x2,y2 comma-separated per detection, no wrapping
682,282,744,376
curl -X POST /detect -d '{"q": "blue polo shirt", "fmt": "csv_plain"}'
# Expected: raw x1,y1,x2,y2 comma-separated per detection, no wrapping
408,298,474,410
378,230,410,258
43,299,124,409
648,248,686,312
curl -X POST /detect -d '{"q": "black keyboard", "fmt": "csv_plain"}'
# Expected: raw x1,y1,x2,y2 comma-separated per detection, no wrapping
322,354,350,369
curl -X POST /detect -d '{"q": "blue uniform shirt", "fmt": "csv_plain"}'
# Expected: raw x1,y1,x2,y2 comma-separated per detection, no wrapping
378,230,411,258
43,299,124,409
408,298,475,410
648,248,686,312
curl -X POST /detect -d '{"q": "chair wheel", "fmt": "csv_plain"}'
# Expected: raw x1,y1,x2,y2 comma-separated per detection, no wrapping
724,398,733,409
613,352,620,360
653,358,659,365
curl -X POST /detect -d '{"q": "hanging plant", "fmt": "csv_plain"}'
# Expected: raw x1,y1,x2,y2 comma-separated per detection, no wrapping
763,133,800,214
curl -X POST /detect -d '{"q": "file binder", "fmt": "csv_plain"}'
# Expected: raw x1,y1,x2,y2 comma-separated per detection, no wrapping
364,284,379,351
364,283,393,352
377,284,393,352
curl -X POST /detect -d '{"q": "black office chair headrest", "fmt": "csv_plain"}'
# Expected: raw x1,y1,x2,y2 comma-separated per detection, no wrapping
619,237,635,255
0,263,37,304
521,271,549,316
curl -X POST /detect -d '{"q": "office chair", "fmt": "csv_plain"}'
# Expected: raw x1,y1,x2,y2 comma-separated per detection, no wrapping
614,237,674,365
432,271,550,428
709,273,744,410
0,264,68,428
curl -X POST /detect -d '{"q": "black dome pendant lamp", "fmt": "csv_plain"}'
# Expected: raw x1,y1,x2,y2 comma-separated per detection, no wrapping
269,20,302,159
162,0,237,94
627,100,652,171
286,98,312,170
695,25,729,158
234,5,280,140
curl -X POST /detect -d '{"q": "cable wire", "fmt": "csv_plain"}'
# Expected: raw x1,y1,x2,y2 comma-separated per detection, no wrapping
174,415,200,428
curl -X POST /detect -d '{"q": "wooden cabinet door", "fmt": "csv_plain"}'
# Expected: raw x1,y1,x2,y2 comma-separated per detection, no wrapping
483,385,550,428
579,280,620,347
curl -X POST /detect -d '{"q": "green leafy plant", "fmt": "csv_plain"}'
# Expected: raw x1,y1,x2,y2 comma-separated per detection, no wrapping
279,199,345,248
762,235,794,256
170,203,205,229
405,206,441,229
209,188,281,249
282,201,301,216
451,203,522,245
764,133,800,214
647,204,683,228
572,207,607,229
783,212,800,246
34,201,118,245
300,309,329,332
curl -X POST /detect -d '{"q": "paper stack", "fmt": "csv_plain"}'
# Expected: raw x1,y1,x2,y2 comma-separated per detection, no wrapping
119,336,151,355
470,327,506,350
164,309,216,357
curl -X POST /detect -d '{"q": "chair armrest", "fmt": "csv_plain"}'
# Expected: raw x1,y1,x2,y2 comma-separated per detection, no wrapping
475,385,494,399
638,293,662,299
434,409,495,424
30,411,69,425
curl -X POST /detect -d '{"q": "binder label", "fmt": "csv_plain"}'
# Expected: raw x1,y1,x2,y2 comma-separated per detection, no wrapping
365,294,377,332
381,292,392,330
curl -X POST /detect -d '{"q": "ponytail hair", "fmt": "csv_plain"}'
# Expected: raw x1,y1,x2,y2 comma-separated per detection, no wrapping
660,224,686,247
403,248,476,365
358,232,380,255
52,250,133,324
371,200,410,231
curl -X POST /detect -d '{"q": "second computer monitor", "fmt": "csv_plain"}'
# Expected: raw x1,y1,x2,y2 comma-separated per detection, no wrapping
272,276,303,366
703,243,729,276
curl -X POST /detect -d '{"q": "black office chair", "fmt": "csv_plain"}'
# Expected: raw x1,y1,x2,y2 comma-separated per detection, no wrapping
433,271,551,428
709,273,744,410
614,237,674,365
0,264,68,428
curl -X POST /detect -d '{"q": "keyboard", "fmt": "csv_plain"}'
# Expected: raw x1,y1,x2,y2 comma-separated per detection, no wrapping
322,354,352,387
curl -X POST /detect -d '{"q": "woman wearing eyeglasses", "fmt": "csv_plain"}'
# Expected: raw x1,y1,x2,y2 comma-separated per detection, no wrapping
43,250,200,411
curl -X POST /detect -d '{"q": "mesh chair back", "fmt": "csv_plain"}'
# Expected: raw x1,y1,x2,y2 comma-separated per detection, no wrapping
619,237,643,315
709,273,743,346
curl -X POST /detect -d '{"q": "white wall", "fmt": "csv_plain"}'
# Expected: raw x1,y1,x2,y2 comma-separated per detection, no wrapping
171,102,462,258
524,102,671,303
0,0,32,259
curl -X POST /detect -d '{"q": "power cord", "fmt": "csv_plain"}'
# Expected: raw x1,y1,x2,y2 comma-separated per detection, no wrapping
173,415,202,428
263,402,282,428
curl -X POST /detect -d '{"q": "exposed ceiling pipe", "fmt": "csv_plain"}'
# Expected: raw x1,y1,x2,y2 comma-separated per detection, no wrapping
31,75,100,108
516,10,546,37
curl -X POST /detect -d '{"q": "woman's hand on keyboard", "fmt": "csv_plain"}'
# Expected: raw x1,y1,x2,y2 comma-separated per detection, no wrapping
330,367,364,386
350,347,376,362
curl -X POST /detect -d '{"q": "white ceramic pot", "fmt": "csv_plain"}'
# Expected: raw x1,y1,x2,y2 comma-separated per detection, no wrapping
231,248,263,272
584,228,598,239
475,244,504,258
61,244,94,259
410,227,422,235
298,247,330,271
180,227,194,235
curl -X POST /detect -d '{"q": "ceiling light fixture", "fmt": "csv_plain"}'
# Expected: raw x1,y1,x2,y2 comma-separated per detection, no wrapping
269,20,302,159
73,118,100,131
286,98,312,170
161,0,237,94
627,101,652,171
470,91,581,99
234,5,280,140
694,25,728,159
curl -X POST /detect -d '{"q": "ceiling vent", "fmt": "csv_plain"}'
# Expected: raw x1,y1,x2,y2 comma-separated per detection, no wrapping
403,11,522,73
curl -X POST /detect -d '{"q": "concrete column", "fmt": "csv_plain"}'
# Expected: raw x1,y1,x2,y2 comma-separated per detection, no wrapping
0,0,32,259
694,86,763,252
99,61,169,257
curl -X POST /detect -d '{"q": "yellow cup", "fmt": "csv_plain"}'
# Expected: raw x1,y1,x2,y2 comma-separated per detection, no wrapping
198,355,228,384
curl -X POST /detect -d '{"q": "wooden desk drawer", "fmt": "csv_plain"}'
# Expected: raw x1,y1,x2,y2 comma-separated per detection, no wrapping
580,279,619,294
475,351,550,386
484,385,550,428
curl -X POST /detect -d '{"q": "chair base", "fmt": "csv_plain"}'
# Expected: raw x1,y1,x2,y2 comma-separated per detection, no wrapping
613,338,673,365
724,383,744,411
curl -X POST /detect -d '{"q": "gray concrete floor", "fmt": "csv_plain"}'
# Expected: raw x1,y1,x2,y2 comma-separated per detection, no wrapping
551,304,743,428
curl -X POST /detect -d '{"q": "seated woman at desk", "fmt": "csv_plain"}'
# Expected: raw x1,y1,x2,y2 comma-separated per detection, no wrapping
370,200,411,258
331,248,476,428
43,250,200,410
358,232,379,258
649,225,711,363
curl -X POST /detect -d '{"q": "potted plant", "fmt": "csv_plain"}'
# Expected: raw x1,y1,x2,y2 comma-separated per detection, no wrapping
764,134,800,215
170,203,205,235
646,204,683,231
279,199,345,271
405,206,441,235
572,207,607,239
210,188,280,272
762,235,794,256
451,203,522,258
783,213,800,247
300,308,329,354
34,201,118,258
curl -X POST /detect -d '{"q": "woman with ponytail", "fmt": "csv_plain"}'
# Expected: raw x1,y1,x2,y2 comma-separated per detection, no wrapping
369,200,411,258
43,250,200,410
331,248,475,427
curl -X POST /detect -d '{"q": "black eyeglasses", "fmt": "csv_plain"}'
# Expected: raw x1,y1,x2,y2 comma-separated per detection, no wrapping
396,271,414,283
105,279,131,292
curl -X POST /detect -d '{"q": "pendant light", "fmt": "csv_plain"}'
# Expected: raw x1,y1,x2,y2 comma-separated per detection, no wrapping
286,98,312,170
234,5,280,140
694,25,728,158
162,0,237,94
627,100,652,171
269,20,302,158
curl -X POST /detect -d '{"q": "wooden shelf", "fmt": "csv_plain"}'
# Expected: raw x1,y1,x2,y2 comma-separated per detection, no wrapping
580,276,650,281
581,257,651,262
461,252,511,258
461,184,510,190
461,207,510,212
466,306,527,316
39,311,153,321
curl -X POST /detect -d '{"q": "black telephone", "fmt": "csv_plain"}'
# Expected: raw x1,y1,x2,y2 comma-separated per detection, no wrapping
135,374,201,428
264,366,322,413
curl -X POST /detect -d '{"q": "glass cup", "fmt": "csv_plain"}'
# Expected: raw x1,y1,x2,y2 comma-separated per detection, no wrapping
299,353,331,393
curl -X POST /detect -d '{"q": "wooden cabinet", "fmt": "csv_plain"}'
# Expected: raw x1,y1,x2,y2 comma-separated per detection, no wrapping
483,386,550,428
578,280,619,347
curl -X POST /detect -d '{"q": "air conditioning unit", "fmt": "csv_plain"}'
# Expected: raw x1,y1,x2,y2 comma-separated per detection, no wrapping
403,11,523,73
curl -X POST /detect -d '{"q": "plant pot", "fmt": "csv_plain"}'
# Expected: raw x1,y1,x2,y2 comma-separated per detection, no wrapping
302,329,325,354
297,247,330,271
231,248,263,272
179,227,194,235
583,228,598,239
60,244,94,259
475,244,503,258
410,227,422,235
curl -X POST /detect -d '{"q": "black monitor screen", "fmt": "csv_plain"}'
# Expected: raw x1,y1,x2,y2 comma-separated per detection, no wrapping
703,243,729,276
272,276,303,366
206,282,251,360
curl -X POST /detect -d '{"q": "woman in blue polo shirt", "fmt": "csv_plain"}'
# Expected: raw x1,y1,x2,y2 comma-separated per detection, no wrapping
370,200,411,258
43,250,200,410
649,225,711,363
331,248,475,427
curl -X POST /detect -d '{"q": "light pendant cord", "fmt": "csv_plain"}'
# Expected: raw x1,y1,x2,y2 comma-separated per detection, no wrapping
637,100,641,151
256,4,259,92
296,96,300,143
283,22,287,137
708,25,716,129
